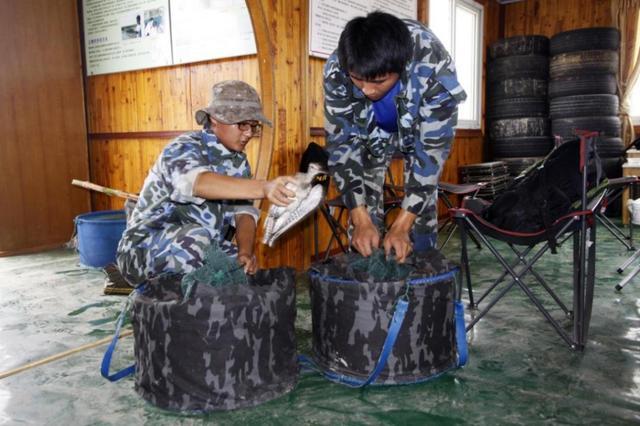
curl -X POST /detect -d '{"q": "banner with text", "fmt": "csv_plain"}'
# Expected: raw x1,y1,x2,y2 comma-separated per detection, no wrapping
83,0,255,76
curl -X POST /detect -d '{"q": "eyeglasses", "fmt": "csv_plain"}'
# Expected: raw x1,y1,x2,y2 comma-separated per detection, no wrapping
234,121,262,134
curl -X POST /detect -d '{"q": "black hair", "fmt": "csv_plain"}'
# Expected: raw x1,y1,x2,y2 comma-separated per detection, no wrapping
337,11,412,79
203,113,212,131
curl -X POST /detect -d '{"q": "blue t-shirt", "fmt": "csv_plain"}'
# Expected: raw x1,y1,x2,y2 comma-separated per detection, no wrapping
372,80,401,133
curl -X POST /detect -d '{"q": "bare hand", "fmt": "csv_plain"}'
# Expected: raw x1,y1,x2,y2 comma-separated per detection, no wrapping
237,252,257,274
264,176,297,206
383,228,412,263
351,221,380,257
350,206,379,257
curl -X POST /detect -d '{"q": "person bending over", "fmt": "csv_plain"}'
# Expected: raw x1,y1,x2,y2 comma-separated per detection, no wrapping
324,11,466,262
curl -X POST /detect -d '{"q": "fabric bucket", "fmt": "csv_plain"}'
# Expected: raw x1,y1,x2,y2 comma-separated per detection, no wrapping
131,268,298,413
75,210,126,268
309,249,461,385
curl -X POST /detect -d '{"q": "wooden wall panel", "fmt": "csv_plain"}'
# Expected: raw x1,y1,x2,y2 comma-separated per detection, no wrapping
87,66,191,133
87,57,261,134
87,57,263,203
0,0,90,255
309,57,326,128
88,139,164,211
503,0,614,37
251,0,310,270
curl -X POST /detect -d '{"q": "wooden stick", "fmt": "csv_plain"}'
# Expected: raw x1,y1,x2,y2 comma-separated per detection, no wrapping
0,329,134,380
71,179,139,201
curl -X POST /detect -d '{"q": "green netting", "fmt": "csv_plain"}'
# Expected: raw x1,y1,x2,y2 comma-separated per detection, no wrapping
350,248,412,281
180,244,248,298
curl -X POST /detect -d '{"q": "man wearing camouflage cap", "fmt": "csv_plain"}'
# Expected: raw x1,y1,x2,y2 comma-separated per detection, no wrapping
117,80,296,286
324,11,466,263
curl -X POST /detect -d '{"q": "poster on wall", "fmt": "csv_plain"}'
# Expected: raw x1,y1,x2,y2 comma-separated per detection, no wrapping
83,0,256,76
309,0,417,58
171,0,255,65
83,0,172,75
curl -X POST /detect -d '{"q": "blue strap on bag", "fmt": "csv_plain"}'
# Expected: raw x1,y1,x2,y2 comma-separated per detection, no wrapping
100,285,146,382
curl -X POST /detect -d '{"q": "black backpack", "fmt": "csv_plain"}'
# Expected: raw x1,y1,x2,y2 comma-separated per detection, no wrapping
482,137,604,248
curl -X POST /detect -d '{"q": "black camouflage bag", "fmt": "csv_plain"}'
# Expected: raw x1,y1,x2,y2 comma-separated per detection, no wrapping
307,249,467,386
102,268,297,413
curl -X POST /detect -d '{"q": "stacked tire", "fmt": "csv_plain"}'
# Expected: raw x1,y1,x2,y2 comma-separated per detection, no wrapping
487,35,552,170
549,27,622,181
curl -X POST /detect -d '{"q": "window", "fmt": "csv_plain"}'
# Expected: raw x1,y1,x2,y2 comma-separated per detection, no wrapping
429,0,484,129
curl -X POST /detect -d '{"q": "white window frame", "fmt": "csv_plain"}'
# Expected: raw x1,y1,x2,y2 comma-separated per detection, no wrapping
429,0,484,129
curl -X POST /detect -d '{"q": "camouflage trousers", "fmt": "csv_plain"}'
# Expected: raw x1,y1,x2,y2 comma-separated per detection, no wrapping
117,224,236,286
360,134,450,251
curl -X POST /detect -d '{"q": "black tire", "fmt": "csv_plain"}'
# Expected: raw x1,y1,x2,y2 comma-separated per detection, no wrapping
550,27,620,55
489,35,549,59
550,50,618,79
548,74,617,98
488,97,547,119
493,156,543,176
596,136,625,158
551,116,621,138
491,136,553,158
550,94,619,119
488,78,548,100
488,55,548,82
489,117,549,139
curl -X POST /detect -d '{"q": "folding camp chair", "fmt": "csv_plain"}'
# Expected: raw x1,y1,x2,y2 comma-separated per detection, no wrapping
616,250,640,291
597,176,639,251
614,177,640,291
610,137,640,289
450,132,605,350
437,181,485,249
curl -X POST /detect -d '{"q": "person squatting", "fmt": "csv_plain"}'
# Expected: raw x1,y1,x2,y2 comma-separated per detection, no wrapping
116,80,297,286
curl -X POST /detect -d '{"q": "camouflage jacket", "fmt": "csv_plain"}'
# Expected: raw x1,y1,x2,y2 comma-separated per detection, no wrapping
123,130,258,241
323,19,467,216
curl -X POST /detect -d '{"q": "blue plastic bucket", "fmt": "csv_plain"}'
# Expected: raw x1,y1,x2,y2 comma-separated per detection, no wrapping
75,210,126,268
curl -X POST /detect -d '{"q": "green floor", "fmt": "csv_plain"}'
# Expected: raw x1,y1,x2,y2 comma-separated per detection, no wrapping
1,224,639,425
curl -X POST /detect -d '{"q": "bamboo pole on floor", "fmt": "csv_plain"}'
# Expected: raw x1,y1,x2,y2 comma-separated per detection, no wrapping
0,329,133,380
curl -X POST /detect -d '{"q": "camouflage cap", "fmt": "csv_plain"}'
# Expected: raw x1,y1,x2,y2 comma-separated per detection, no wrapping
195,80,272,127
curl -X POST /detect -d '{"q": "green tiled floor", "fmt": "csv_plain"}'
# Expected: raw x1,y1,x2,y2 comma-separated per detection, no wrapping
0,224,639,425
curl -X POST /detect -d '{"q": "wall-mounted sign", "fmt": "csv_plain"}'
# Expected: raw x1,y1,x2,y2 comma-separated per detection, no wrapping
171,1,256,65
83,0,255,76
309,0,418,59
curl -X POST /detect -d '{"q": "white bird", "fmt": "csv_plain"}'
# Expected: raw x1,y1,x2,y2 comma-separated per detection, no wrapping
262,163,327,246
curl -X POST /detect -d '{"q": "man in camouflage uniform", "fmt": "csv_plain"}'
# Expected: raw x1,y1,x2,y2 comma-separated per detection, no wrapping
324,11,466,262
117,80,296,286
